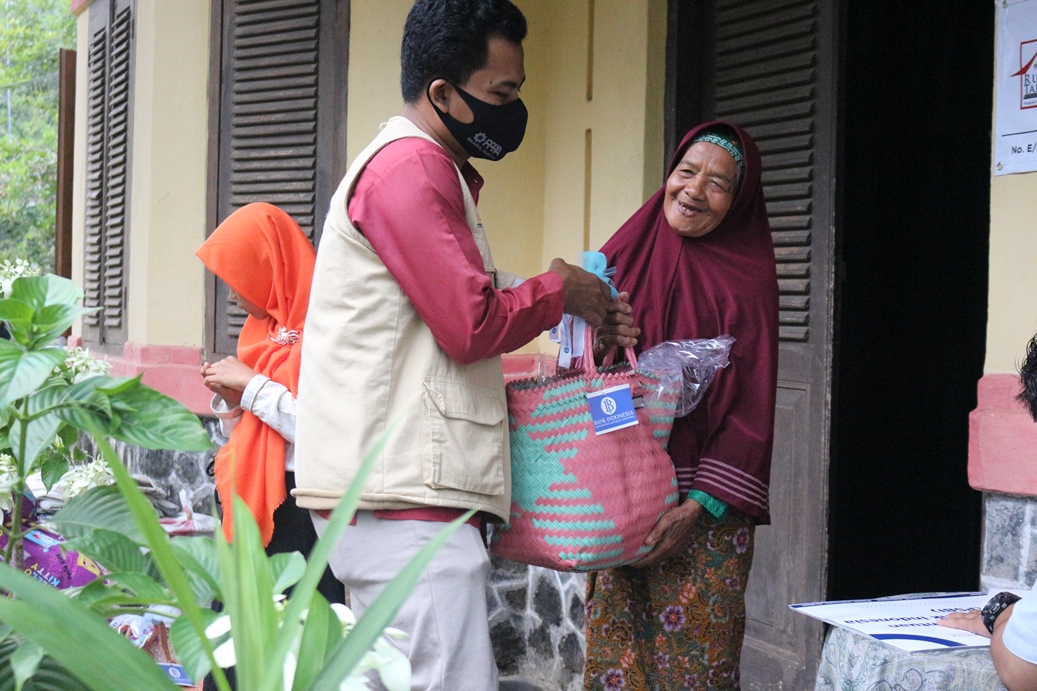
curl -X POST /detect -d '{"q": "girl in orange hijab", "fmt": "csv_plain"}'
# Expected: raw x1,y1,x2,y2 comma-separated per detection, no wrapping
196,202,342,603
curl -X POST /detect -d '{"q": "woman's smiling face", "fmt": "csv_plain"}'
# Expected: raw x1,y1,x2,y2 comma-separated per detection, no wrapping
663,141,738,238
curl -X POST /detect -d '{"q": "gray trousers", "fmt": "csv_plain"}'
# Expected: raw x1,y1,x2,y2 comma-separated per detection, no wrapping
312,510,499,691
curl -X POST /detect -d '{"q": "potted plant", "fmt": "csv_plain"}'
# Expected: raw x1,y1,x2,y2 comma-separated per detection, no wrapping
0,273,468,690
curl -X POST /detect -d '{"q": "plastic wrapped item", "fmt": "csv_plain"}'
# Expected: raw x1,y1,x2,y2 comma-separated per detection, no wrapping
110,608,195,686
636,336,735,417
159,488,217,536
0,489,105,589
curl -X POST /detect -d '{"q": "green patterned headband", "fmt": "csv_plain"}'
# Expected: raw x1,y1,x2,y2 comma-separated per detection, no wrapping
692,131,744,173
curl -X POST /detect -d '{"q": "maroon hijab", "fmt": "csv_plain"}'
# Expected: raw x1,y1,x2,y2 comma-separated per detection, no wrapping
601,121,779,523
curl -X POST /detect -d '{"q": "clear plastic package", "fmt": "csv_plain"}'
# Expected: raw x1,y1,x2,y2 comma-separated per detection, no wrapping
636,336,735,416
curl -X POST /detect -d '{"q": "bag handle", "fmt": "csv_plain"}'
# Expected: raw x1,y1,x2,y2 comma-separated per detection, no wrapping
582,325,638,374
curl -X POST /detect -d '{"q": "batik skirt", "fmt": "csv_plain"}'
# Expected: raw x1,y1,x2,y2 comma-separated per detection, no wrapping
584,511,755,691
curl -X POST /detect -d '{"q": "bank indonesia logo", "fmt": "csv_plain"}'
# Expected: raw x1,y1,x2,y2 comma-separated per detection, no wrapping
1012,39,1037,110
601,396,618,415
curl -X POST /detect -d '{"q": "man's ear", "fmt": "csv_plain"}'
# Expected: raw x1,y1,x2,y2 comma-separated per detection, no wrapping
427,78,454,111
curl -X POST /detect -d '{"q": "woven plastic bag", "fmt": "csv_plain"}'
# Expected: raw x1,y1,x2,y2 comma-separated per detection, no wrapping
492,329,680,572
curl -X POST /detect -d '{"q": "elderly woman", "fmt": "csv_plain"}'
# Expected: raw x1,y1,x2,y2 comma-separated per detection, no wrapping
584,122,779,690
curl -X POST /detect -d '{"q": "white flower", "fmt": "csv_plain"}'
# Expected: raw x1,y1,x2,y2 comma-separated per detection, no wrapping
205,615,236,668
331,603,356,628
0,259,39,298
55,456,114,500
203,600,411,691
366,638,410,691
330,604,411,691
0,453,19,513
283,650,298,690
63,346,111,382
212,637,237,669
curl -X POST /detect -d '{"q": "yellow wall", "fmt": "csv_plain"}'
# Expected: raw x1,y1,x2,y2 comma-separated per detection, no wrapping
73,0,665,352
539,0,667,265
71,0,210,348
346,0,667,350
986,171,1037,373
986,17,1037,374
71,10,89,308
125,0,210,346
345,0,550,281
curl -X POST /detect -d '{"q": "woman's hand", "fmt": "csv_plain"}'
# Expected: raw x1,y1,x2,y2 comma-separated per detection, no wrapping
937,609,991,638
630,498,704,568
593,292,641,362
201,356,257,408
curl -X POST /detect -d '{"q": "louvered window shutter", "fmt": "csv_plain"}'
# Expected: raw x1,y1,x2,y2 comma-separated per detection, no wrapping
83,0,133,346
208,0,347,359
709,1,820,343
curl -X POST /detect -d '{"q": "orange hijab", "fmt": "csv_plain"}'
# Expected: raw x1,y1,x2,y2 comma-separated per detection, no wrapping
195,203,316,546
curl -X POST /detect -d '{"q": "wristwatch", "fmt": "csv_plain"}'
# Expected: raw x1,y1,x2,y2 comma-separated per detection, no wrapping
981,591,1022,634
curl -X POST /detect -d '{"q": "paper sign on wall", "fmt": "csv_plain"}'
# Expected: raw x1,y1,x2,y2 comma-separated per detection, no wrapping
996,0,1037,174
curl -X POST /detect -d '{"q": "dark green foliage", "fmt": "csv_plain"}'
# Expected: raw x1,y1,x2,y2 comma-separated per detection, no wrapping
0,0,76,270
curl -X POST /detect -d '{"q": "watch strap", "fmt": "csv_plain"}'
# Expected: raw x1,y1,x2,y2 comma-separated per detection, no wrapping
982,591,1022,634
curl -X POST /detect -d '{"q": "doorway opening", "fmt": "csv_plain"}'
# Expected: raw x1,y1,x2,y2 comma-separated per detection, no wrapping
829,1,993,600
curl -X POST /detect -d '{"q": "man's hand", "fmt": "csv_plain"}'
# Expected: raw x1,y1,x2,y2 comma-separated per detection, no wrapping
201,356,257,408
629,499,705,568
593,292,640,361
937,609,990,638
940,604,1037,691
549,258,611,327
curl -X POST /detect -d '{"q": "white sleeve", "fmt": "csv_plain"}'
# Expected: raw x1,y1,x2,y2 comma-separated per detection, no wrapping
240,374,296,444
1003,591,1037,664
210,394,243,437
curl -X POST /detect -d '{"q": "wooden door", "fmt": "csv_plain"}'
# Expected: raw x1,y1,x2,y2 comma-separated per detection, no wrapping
205,0,349,359
667,1,838,687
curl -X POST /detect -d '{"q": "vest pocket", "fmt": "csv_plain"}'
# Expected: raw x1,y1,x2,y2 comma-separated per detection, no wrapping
422,377,506,496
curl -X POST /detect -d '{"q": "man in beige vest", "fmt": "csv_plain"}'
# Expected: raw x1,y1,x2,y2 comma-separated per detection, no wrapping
294,0,626,688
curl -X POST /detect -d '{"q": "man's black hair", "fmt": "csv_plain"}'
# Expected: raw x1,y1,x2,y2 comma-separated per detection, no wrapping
401,0,527,104
1019,333,1037,421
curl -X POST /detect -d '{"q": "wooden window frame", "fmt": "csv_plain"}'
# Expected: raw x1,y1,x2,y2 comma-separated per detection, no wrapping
82,0,134,347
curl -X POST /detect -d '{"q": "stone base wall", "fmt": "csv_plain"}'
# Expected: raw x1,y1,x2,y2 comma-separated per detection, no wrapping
78,418,222,517
488,557,587,690
981,492,1037,592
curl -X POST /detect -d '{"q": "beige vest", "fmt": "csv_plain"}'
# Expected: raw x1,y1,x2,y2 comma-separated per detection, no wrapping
293,117,511,522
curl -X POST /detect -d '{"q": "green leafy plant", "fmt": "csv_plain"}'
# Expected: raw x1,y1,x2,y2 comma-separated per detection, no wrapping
0,273,471,690
0,274,205,568
14,434,471,691
0,0,76,269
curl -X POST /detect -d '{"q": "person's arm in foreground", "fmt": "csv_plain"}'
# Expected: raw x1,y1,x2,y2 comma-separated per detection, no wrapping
940,604,1037,690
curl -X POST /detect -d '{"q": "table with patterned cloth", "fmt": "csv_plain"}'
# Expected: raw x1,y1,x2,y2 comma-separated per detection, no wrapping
814,624,1006,690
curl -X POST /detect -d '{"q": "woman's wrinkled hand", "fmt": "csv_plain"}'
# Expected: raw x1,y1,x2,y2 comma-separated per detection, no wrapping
201,356,256,408
629,499,704,568
593,292,640,362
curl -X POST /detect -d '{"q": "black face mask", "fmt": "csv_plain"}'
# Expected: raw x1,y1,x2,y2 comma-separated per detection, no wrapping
429,83,528,161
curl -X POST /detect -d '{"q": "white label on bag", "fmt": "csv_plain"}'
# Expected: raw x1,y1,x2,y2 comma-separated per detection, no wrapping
551,315,586,369
586,384,638,435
